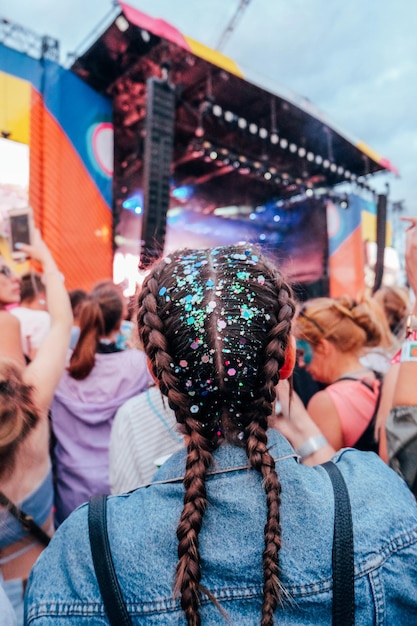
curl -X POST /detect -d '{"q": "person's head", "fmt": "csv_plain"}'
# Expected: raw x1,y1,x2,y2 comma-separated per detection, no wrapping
295,295,382,382
372,285,410,339
19,272,47,310
68,289,88,324
67,281,124,380
0,258,20,309
137,244,296,625
0,360,39,479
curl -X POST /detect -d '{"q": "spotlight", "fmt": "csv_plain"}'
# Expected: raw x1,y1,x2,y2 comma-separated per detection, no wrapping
224,110,235,123
237,117,247,129
270,132,279,144
195,125,204,138
330,163,337,172
339,195,349,210
315,155,323,164
212,104,223,117
115,16,129,31
298,147,306,157
140,29,150,42
322,159,330,168
249,123,258,134
289,143,297,153
337,166,344,175
259,127,268,139
209,150,218,160
264,171,272,180
280,138,288,149
306,151,314,161
306,188,314,197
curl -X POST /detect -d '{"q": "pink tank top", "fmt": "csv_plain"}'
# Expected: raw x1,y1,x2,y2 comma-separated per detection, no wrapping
325,376,381,447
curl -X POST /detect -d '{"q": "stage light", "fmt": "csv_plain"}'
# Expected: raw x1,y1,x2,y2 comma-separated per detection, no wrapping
140,29,151,42
344,170,351,178
315,155,323,164
195,125,204,138
280,138,288,149
306,151,314,161
172,186,194,201
289,143,297,153
212,104,223,117
249,213,256,220
115,16,129,32
224,110,235,122
264,171,272,180
330,163,337,172
337,166,344,175
306,188,314,197
270,132,279,144
273,215,281,222
232,159,241,168
323,159,330,168
339,195,349,210
209,150,218,160
249,123,258,134
259,233,266,241
298,147,306,157
237,117,247,129
274,176,281,185
259,127,268,139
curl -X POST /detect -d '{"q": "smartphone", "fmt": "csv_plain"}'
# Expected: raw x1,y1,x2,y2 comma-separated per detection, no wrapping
8,207,34,260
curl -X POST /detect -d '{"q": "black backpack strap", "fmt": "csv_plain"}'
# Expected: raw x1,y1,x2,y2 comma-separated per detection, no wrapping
322,461,355,626
88,494,133,626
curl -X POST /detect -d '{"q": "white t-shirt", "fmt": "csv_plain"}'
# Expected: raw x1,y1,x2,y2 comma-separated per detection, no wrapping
109,386,184,493
11,307,50,357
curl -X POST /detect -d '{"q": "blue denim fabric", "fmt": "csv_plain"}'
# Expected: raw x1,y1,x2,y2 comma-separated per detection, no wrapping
25,430,417,625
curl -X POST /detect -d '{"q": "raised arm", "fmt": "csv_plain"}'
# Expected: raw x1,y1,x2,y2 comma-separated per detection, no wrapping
0,310,25,366
20,230,73,412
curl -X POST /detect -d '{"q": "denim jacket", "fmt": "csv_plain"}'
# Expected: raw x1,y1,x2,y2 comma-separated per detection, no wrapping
25,430,417,625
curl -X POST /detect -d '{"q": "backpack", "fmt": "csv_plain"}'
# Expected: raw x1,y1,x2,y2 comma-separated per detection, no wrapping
385,405,417,497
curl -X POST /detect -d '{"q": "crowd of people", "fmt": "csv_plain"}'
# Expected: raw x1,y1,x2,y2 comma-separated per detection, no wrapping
1,220,417,625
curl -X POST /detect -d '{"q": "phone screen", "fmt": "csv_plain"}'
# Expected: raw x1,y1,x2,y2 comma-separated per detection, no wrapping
10,214,31,250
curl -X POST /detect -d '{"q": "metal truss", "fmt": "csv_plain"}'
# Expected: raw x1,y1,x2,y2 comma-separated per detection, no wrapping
0,18,59,62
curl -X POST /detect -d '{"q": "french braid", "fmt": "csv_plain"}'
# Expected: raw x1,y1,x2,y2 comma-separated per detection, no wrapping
137,245,295,625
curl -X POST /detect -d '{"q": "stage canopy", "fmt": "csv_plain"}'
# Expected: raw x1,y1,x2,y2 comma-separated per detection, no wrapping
72,1,398,213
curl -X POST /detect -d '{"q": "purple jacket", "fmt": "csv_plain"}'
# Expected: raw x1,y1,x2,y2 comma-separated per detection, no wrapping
51,348,152,524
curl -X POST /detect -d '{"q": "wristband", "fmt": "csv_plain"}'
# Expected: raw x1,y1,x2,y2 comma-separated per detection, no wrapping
400,340,417,362
296,434,328,460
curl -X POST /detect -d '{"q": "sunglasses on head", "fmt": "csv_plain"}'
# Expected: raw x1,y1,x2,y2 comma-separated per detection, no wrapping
298,304,325,334
0,265,14,278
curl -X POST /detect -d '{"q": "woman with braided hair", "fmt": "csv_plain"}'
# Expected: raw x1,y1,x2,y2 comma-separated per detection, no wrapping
25,245,417,625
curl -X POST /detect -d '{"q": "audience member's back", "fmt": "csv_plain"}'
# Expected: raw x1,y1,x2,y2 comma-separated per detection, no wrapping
11,272,50,360
50,280,152,524
110,385,184,492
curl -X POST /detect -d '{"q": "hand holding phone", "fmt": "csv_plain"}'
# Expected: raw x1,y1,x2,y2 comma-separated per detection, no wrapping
8,207,34,261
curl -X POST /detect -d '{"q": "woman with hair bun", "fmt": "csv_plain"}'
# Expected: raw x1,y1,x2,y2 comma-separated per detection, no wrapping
0,230,72,624
293,295,384,454
25,245,417,625
50,279,152,526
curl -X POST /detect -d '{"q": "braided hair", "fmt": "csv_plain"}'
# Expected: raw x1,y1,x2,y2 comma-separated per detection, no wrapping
137,244,295,626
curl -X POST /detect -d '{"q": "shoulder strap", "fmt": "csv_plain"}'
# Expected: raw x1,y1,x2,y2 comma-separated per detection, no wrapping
322,461,355,626
88,494,133,626
0,491,51,547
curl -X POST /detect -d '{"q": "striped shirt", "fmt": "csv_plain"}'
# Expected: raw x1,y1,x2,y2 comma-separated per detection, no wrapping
109,386,184,493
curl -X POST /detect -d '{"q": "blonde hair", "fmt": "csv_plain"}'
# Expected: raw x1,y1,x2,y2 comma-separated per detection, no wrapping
296,295,382,354
0,361,39,478
373,285,410,339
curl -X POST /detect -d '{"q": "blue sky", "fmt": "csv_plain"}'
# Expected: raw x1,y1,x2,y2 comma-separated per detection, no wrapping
3,0,417,216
